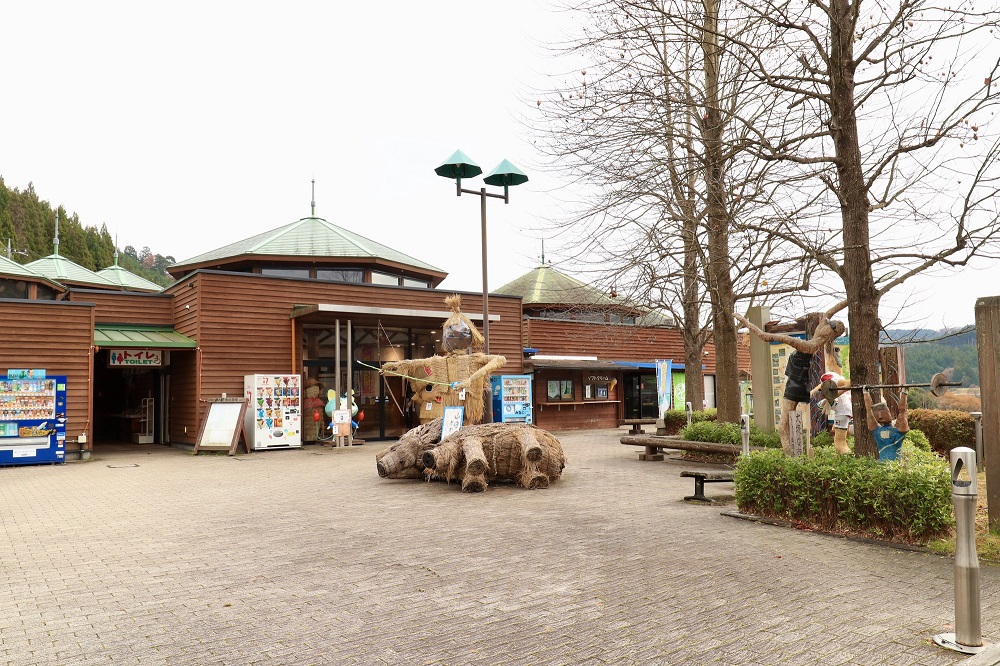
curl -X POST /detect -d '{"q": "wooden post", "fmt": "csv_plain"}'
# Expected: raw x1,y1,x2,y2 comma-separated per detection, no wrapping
880,346,906,419
975,297,1000,532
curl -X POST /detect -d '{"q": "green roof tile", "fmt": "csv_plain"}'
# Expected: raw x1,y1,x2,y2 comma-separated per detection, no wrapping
96,265,163,292
26,254,117,288
171,217,444,273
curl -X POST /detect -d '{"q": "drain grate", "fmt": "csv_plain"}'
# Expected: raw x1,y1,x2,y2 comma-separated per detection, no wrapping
106,463,140,468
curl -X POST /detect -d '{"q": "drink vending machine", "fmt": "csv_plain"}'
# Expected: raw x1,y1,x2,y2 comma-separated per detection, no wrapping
0,373,67,465
491,375,533,424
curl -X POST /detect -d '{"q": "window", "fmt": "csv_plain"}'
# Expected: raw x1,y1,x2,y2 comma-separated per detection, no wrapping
401,277,430,288
371,271,400,286
0,279,28,299
316,269,363,283
261,267,310,278
585,382,609,400
547,380,574,401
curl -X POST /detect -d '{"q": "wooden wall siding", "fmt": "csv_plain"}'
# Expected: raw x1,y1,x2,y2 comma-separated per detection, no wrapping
0,300,94,446
535,402,619,430
68,290,175,325
164,271,523,443
525,319,751,374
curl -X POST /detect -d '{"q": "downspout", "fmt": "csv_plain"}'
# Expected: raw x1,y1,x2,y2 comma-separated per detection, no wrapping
83,344,95,460
291,317,297,374
195,346,203,445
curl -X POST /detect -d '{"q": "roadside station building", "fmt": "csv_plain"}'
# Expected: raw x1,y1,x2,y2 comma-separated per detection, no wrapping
0,211,743,457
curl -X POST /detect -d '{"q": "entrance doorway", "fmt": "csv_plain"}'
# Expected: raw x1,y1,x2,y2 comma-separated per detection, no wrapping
301,325,439,441
92,349,166,448
623,373,659,420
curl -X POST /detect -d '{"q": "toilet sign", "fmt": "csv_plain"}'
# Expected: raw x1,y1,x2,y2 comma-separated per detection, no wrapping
109,350,162,367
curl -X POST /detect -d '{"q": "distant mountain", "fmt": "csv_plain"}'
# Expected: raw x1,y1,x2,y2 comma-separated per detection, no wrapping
0,178,175,287
882,327,978,387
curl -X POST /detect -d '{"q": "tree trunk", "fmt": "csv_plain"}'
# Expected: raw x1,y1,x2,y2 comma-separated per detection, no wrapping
828,0,878,457
681,196,706,411
702,0,740,423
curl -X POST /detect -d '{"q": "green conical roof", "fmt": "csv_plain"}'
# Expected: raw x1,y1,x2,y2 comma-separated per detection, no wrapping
496,265,674,326
170,217,444,274
0,254,65,291
96,265,163,292
26,254,117,288
495,265,620,307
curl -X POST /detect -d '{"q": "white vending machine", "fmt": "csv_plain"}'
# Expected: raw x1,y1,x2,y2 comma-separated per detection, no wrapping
244,374,302,450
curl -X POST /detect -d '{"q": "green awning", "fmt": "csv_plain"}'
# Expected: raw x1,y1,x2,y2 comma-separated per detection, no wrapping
94,325,197,349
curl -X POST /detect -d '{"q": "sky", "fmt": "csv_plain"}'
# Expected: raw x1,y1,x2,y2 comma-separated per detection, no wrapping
1,1,996,329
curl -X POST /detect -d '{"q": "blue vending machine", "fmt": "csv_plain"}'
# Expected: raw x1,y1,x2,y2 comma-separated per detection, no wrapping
0,373,67,466
491,374,533,424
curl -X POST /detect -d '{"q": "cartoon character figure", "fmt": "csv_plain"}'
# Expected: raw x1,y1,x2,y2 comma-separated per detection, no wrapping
864,389,909,461
325,389,364,435
814,371,852,454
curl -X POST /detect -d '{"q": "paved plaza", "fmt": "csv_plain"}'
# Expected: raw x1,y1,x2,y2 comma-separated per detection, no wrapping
1,428,999,665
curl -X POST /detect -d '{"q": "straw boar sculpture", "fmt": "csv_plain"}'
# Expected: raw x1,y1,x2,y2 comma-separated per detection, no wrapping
375,418,567,492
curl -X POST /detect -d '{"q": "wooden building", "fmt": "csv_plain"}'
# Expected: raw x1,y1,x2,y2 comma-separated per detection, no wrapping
1,212,746,455
496,265,749,431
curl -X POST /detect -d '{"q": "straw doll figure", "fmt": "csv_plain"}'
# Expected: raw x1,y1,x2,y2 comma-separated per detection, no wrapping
381,295,506,426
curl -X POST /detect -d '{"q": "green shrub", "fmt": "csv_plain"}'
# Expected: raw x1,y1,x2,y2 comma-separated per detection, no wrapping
904,428,931,452
907,409,975,455
679,421,781,449
734,447,953,543
662,408,716,434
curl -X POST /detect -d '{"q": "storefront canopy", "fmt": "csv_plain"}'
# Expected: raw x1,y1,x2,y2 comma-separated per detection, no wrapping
94,325,197,349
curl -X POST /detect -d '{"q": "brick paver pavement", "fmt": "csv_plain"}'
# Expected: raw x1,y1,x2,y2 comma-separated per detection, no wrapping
0,429,996,665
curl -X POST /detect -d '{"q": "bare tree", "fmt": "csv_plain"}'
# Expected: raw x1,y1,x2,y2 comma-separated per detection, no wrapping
723,0,1000,454
531,0,814,422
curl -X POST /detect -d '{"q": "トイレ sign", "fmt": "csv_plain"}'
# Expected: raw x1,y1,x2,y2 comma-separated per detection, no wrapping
109,350,162,367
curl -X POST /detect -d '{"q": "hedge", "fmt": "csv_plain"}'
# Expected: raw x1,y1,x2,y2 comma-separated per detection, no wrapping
906,409,976,455
662,408,716,434
734,445,953,543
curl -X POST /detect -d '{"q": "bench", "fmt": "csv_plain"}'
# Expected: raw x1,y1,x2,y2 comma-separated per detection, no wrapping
680,470,735,502
618,418,658,435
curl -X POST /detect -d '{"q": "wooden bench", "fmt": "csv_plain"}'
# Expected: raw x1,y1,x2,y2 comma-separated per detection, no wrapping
621,435,748,461
680,470,735,502
618,418,657,435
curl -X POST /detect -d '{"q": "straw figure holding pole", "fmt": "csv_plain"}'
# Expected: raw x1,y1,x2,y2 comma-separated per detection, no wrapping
734,300,848,455
381,295,506,426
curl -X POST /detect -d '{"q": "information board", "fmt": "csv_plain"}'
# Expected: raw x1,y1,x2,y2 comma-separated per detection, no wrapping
195,399,249,455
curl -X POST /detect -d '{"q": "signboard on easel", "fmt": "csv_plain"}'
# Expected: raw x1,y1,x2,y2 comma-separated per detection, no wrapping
195,398,250,455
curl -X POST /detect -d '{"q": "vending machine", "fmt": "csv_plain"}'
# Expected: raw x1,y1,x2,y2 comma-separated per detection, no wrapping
491,375,533,424
0,372,67,466
244,374,302,450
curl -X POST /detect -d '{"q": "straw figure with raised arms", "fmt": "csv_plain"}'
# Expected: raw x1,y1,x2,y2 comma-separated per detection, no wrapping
734,300,848,455
380,295,506,426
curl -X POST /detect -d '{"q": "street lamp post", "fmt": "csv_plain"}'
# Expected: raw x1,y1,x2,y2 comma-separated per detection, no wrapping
434,150,528,354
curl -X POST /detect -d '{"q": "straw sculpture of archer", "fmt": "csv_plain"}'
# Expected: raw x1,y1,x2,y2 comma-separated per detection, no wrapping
380,295,506,426
734,299,848,455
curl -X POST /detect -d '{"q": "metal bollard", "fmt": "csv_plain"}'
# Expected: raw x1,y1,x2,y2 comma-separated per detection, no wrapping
934,447,986,655
740,414,750,456
686,402,693,428
971,412,984,472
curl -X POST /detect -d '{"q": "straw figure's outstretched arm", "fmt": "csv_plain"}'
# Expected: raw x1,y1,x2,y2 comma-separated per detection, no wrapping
734,299,849,355
380,358,431,379
451,355,507,391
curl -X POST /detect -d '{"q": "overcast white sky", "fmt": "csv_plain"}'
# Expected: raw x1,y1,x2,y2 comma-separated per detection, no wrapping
2,1,996,328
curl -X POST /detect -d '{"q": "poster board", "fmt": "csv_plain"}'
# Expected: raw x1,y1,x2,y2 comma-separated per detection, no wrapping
442,406,464,439
332,409,352,437
195,399,249,455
